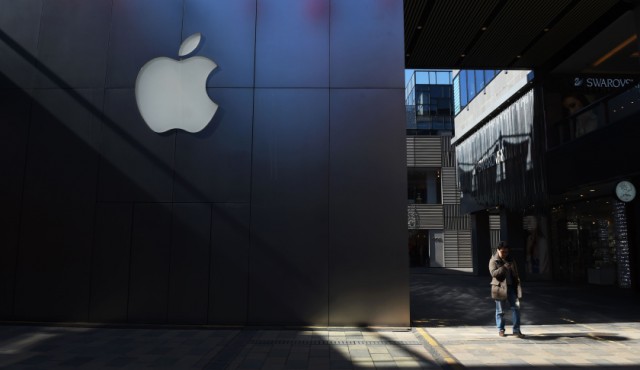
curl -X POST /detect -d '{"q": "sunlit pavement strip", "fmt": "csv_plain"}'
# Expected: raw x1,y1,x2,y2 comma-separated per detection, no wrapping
204,329,441,369
423,322,640,368
415,328,464,370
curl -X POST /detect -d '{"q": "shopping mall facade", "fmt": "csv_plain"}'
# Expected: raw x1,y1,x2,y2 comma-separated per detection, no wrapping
1,0,639,326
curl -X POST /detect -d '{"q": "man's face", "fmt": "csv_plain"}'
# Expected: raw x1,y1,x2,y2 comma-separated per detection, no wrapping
498,247,509,258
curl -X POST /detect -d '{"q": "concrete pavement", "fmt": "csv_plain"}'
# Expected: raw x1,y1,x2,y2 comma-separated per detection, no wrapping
0,269,638,369
411,268,640,369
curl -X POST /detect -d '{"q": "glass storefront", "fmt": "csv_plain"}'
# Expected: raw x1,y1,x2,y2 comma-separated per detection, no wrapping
408,230,428,267
550,197,619,285
408,229,445,268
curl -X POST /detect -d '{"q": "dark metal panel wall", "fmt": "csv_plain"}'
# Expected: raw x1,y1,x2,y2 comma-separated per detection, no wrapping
173,88,253,203
106,0,183,88
0,0,42,88
0,0,407,326
13,89,101,321
128,204,172,324
99,89,175,202
329,89,408,326
250,89,329,325
35,0,111,89
209,204,250,324
184,0,257,88
330,0,404,88
90,203,133,323
0,91,31,318
255,0,329,88
168,204,212,324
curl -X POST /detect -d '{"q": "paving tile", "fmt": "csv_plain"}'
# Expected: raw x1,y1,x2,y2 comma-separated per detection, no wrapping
352,360,375,368
348,345,367,350
269,348,290,357
238,358,264,369
370,353,393,361
372,360,398,369
308,357,331,366
368,346,389,354
290,346,310,353
309,348,330,358
393,360,422,368
262,357,287,366
2,320,640,370
330,359,353,369
287,354,309,362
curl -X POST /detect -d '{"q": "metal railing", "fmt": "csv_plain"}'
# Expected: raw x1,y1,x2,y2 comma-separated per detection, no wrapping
549,84,640,148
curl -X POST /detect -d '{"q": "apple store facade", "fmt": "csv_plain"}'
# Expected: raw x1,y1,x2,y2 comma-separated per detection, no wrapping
0,1,409,326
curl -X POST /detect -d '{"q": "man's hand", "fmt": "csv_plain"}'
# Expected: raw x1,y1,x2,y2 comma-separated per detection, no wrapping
503,262,511,269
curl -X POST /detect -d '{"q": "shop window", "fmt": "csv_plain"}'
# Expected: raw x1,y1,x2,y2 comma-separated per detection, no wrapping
550,198,619,285
408,168,442,204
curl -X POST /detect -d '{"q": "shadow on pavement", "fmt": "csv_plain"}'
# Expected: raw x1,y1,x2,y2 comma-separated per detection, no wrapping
521,332,629,341
411,269,640,327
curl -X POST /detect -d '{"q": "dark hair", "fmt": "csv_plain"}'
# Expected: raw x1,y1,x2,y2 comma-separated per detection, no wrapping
562,93,591,115
497,241,509,250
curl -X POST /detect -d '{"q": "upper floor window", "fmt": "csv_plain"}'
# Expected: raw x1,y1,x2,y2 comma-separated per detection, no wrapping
408,168,442,204
406,70,454,135
454,69,501,114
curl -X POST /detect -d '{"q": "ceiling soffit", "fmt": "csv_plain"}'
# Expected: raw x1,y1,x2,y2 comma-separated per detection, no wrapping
404,0,631,70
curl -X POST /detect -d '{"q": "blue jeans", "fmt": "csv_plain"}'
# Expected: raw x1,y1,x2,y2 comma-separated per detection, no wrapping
495,286,521,333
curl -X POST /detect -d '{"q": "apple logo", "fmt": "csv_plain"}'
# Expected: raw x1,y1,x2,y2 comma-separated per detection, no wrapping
135,33,218,133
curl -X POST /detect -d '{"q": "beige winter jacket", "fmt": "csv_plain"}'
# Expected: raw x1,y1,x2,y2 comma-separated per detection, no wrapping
489,253,522,300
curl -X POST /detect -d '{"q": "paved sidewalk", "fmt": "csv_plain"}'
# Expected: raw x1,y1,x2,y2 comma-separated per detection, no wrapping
3,322,640,369
0,325,438,369
412,269,640,369
422,322,640,369
0,270,638,369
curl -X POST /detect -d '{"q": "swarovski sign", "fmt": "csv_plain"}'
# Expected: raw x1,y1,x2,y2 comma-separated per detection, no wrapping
574,77,635,89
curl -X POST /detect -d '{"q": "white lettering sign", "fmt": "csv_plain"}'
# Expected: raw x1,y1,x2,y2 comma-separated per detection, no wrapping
574,77,635,89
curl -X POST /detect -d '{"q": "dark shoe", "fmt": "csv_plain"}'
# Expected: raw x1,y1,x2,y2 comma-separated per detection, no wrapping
498,330,505,337
514,332,525,338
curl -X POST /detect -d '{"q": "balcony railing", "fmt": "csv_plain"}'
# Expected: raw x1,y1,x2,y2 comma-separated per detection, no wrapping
549,84,640,148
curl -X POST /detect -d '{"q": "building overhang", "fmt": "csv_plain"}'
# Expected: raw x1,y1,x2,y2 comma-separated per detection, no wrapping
404,0,638,73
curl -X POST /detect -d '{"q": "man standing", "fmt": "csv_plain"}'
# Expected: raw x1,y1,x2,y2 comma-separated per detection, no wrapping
489,241,524,338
